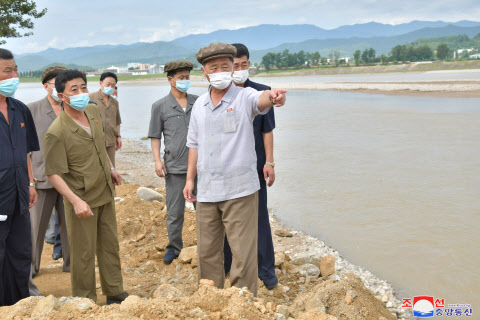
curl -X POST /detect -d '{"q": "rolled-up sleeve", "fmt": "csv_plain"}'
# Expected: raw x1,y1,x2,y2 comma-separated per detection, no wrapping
186,106,198,149
148,103,163,139
44,132,69,176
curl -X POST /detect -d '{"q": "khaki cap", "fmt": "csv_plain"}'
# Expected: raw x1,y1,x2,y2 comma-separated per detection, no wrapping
196,42,237,64
164,60,193,73
42,66,68,84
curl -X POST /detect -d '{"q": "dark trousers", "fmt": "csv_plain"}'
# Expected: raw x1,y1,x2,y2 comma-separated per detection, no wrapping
165,174,196,255
53,216,62,256
0,200,32,306
224,178,276,281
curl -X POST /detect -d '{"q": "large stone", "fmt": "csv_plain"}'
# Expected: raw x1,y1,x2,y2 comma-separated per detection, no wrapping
274,252,286,267
178,245,197,264
59,297,96,313
152,283,184,298
276,304,290,317
290,252,321,266
320,255,336,277
31,295,60,317
137,187,165,202
299,263,320,277
275,228,293,237
120,295,143,313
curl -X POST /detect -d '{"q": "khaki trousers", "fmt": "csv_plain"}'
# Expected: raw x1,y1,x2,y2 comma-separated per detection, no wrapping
30,188,70,275
64,199,123,301
196,192,258,296
106,146,116,167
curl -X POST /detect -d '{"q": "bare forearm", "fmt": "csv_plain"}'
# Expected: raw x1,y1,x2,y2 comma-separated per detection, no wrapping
151,138,162,162
263,131,274,163
116,125,120,136
47,174,82,206
27,154,34,182
258,90,274,112
186,148,198,182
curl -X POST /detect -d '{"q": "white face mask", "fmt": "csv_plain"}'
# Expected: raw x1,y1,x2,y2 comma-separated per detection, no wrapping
207,71,232,90
232,69,249,84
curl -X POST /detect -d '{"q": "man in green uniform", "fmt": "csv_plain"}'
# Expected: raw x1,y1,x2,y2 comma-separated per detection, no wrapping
148,61,198,264
88,72,122,166
44,70,128,304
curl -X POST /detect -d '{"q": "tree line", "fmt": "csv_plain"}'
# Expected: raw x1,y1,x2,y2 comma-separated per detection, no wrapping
260,42,464,70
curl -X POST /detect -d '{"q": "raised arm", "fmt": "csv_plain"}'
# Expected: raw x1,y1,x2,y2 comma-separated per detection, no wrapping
257,89,287,112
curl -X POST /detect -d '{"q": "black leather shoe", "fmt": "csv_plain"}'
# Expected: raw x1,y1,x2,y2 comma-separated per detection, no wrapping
107,291,129,305
163,250,178,265
263,276,279,290
52,252,62,260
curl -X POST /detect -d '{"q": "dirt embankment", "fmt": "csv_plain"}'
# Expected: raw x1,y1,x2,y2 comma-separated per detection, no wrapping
0,140,413,319
0,181,412,319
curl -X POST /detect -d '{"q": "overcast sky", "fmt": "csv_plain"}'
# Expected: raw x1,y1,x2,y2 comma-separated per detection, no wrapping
3,0,480,55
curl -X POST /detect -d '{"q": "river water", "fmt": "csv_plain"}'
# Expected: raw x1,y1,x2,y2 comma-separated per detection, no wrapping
15,71,480,312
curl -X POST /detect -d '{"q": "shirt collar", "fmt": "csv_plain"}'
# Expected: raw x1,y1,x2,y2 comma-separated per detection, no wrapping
205,83,237,107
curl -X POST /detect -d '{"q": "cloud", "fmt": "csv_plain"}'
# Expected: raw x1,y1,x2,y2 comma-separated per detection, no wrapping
4,0,480,55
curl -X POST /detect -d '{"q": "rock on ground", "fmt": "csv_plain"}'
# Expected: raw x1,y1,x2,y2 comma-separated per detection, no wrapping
178,245,197,264
137,187,165,202
320,255,336,277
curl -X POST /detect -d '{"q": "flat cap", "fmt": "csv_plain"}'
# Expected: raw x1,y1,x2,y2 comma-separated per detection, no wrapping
196,43,237,64
42,66,68,84
164,60,193,73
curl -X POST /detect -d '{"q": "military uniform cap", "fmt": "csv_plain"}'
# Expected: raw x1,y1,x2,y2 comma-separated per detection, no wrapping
196,43,237,64
41,66,68,84
164,61,193,73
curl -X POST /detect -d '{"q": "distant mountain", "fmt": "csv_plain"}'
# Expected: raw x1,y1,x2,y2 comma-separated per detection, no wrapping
171,21,480,50
14,21,480,71
249,25,480,61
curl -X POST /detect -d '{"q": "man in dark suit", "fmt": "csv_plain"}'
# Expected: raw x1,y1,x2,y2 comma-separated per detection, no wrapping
27,66,71,278
0,48,40,306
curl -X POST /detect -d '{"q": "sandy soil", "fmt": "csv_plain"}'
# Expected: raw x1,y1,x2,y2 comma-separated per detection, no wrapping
0,139,415,319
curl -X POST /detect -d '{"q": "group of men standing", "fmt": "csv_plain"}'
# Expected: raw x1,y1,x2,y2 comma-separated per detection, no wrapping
0,41,287,307
0,50,127,306
150,42,286,295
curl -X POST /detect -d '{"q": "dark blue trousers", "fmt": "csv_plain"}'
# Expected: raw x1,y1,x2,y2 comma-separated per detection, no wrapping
0,200,32,306
224,178,276,281
53,215,62,257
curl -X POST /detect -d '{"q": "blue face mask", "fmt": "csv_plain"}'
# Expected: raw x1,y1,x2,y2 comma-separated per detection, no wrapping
48,87,61,102
0,77,19,97
64,93,90,111
111,95,118,101
102,86,115,96
174,80,191,92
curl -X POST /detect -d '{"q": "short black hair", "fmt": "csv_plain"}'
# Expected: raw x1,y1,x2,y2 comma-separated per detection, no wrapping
202,56,234,67
0,48,14,60
115,86,118,90
55,70,87,94
231,43,249,59
100,72,118,83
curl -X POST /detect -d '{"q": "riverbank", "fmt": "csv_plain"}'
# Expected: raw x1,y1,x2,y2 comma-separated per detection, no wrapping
0,139,412,319
113,70,480,98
